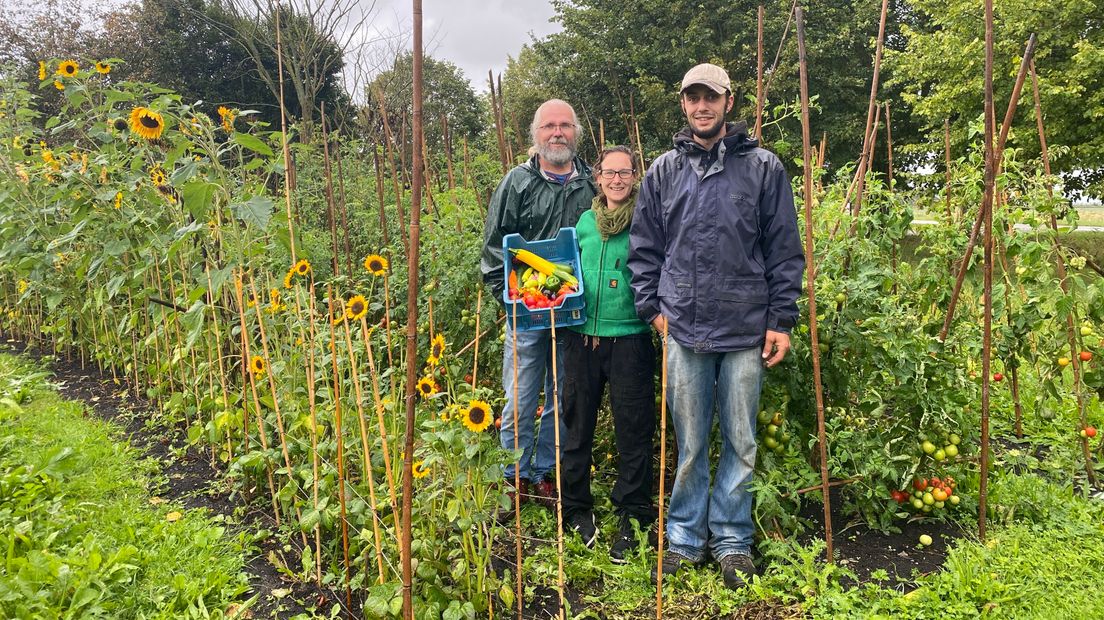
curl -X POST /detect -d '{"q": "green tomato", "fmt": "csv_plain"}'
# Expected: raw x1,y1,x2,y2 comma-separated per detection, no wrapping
944,444,959,458
919,534,933,546
912,498,924,510
949,433,961,445
949,495,961,506
933,449,947,461
766,424,780,436
757,410,771,425
921,440,936,455
923,492,934,505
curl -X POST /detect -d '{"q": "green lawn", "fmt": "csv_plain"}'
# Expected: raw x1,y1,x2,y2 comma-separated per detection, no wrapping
0,353,252,619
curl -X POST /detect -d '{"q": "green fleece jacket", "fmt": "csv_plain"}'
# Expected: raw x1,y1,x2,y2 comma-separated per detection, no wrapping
572,205,651,337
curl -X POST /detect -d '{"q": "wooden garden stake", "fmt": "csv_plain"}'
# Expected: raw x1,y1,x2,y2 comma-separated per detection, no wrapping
797,5,834,561
326,290,354,612
274,6,297,261
509,303,523,619
944,119,954,222
939,35,1037,343
302,283,323,586
359,316,404,544
755,5,765,139
978,0,996,542
655,322,669,618
374,86,409,255
885,102,894,191
472,287,482,386
321,106,342,276
341,315,387,584
333,132,354,276
373,142,391,247
549,311,566,619
441,113,456,190
848,0,890,228
246,276,308,547
403,3,426,613
599,118,605,148
1030,60,1097,484
232,272,281,527
489,70,508,174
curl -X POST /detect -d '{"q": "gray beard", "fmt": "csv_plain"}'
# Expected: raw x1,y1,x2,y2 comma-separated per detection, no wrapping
538,142,575,166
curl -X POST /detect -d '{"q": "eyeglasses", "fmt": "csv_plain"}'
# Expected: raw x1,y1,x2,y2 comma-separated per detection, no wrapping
599,169,635,180
538,122,576,133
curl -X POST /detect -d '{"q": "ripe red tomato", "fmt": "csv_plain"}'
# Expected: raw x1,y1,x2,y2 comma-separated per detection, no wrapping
993,373,1003,382
913,478,927,491
1086,426,1098,439
1081,351,1094,362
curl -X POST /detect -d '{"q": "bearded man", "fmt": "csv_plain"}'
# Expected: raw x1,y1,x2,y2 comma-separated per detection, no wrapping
481,99,597,510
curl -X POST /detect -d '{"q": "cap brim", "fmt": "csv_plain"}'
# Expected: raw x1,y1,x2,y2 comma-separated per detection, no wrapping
680,80,728,94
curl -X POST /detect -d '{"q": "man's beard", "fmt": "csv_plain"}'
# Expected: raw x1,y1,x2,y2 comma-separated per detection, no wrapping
538,136,576,166
689,116,726,141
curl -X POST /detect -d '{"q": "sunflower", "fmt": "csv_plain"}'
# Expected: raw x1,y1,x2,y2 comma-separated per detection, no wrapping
129,106,165,140
246,293,257,309
415,376,439,399
426,333,446,367
364,254,388,276
111,117,127,132
217,105,236,132
38,61,46,81
462,400,493,433
17,279,28,294
56,60,78,77
94,61,111,75
250,355,266,377
149,166,167,186
293,259,311,276
113,191,123,209
331,309,346,326
345,294,368,321
282,270,294,289
53,80,64,91
412,460,429,479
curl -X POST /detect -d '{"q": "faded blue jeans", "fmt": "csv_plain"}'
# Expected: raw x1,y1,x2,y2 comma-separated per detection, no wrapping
499,323,565,483
665,340,764,561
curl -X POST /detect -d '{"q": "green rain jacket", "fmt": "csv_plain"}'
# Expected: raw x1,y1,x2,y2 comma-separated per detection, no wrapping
480,155,596,302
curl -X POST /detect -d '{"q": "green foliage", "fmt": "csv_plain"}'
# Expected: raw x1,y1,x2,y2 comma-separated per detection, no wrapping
0,354,251,618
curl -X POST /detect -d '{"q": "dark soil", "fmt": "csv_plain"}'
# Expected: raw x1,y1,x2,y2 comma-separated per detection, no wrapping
1,337,335,619
798,485,966,592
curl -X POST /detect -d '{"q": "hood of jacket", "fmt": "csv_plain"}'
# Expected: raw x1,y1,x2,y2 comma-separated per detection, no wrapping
672,121,758,156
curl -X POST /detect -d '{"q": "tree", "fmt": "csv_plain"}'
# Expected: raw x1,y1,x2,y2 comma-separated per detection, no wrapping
885,0,1104,197
367,52,485,152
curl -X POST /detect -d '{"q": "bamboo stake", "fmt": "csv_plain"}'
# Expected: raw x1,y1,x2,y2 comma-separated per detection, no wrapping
333,132,354,276
797,5,833,561
231,272,281,526
489,70,508,173
341,315,387,584
598,118,605,149
374,87,409,255
755,5,765,139
938,35,1037,343
634,120,646,173
978,0,996,542
944,119,954,222
885,102,894,191
549,312,566,619
471,288,482,386
402,3,425,614
246,276,308,547
326,291,354,611
301,283,323,586
1030,60,1097,484
441,113,456,190
373,142,391,247
359,318,403,542
509,304,522,619
847,0,890,228
275,6,297,261
655,322,669,617
761,0,799,112
321,106,342,276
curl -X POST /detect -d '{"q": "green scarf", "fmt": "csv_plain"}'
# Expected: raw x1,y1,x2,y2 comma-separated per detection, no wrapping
593,186,637,240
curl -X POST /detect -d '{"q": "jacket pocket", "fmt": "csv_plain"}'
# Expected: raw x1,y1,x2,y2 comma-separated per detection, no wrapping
658,270,693,298
715,278,769,304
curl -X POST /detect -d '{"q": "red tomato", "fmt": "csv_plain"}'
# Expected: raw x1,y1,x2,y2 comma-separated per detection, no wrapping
1086,426,1098,439
913,478,927,491
993,373,1003,382
1081,351,1094,362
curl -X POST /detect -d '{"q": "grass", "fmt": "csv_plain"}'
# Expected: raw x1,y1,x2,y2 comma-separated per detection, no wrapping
0,353,252,619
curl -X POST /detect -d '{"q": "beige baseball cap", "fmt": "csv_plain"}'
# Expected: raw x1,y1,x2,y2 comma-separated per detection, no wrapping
680,63,731,94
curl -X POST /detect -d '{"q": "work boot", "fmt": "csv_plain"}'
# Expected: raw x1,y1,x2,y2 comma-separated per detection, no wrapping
566,510,598,548
718,553,757,590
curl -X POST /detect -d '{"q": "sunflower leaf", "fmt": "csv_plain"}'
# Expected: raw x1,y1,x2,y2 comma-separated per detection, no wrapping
232,196,273,230
232,133,274,158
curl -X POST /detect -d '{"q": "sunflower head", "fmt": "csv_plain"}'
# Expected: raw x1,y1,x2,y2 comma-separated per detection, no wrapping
364,254,388,276
282,270,294,289
346,294,368,321
462,400,493,433
149,166,167,186
94,61,111,74
426,333,446,367
250,355,266,376
114,191,123,209
129,106,165,140
416,376,439,399
53,80,64,91
56,60,78,77
331,310,346,326
412,460,430,479
217,105,236,132
38,61,46,81
293,259,311,276
111,118,128,132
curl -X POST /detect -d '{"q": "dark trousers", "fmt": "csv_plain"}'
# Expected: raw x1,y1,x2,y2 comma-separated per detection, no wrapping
559,329,657,522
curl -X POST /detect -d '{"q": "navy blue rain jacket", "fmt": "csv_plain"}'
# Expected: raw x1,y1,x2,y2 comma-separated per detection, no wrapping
628,121,805,352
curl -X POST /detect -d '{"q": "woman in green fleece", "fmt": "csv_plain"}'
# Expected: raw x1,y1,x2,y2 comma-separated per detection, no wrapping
560,145,657,563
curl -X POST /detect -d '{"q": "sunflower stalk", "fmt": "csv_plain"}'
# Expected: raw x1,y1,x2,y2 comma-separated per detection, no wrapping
325,288,354,611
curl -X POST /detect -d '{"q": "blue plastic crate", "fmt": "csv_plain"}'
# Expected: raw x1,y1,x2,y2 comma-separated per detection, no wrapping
502,228,586,332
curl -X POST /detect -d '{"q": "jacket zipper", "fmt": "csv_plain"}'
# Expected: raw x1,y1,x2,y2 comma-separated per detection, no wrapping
594,236,607,331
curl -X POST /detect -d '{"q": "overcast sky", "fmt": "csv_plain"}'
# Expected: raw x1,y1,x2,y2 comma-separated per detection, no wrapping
368,0,562,90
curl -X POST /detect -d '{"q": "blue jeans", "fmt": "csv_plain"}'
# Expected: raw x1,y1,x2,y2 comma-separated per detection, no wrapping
499,324,565,483
665,340,764,561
